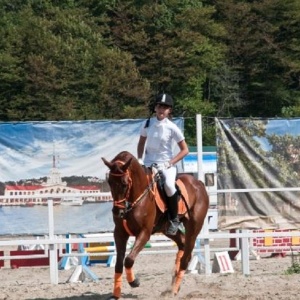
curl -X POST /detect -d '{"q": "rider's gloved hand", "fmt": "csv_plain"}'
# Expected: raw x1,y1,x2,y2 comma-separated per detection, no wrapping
138,158,144,166
164,161,173,169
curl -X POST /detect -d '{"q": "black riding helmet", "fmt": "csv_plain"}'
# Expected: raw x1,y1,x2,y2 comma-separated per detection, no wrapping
155,93,173,107
145,93,174,128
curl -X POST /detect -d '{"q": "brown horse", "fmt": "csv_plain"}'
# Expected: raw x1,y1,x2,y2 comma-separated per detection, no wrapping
102,151,209,300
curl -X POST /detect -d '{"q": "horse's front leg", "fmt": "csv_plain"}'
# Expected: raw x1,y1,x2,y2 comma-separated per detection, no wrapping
110,230,129,300
124,229,151,289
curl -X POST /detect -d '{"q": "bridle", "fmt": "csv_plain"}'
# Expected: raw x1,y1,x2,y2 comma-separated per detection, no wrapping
109,161,133,210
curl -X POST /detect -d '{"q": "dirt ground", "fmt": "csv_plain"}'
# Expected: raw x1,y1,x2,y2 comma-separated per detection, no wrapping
1,238,300,300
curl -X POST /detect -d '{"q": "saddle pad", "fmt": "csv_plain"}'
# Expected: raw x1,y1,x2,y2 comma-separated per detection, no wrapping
155,179,189,215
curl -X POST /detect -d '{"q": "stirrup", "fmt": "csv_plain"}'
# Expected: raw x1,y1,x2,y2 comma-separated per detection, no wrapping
166,218,180,236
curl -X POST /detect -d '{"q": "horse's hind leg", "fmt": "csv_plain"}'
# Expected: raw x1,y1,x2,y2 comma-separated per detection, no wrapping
168,232,186,294
172,221,204,295
169,233,185,274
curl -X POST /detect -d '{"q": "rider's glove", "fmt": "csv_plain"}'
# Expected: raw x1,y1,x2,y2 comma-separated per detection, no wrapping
138,158,144,166
164,161,173,169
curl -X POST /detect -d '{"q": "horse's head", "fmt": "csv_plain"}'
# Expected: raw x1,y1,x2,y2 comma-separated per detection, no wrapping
101,152,136,217
102,151,152,219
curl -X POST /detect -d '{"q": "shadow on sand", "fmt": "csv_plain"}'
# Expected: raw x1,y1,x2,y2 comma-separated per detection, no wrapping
30,292,139,300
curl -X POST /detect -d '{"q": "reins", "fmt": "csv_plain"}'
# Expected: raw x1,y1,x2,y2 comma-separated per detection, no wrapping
127,173,157,211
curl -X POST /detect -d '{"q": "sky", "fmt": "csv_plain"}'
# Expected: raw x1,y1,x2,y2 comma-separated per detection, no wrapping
0,118,184,182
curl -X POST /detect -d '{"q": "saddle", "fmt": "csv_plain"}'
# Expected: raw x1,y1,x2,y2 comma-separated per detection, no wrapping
154,173,189,215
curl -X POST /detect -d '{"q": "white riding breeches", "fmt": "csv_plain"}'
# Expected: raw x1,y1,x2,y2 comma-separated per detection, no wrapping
161,166,177,197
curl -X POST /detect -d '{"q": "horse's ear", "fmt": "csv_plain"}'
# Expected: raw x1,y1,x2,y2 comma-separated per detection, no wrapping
102,157,113,170
122,157,132,172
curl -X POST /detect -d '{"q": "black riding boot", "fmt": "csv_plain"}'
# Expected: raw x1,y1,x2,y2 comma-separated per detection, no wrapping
166,192,180,236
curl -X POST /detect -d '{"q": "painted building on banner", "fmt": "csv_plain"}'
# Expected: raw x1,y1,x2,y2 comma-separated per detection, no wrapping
0,155,112,206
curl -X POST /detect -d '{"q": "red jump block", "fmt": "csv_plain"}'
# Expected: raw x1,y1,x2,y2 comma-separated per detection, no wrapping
10,250,63,268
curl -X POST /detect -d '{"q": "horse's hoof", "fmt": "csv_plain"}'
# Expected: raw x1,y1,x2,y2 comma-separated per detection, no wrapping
172,286,181,295
129,277,140,288
174,288,180,295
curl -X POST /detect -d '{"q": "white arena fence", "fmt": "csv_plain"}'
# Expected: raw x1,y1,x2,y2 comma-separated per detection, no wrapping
1,188,300,285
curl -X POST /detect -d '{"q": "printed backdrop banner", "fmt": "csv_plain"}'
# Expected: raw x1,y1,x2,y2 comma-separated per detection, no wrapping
216,118,300,230
0,119,184,236
0,119,184,182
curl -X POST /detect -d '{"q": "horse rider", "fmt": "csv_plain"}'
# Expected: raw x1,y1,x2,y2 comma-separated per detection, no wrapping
137,93,189,235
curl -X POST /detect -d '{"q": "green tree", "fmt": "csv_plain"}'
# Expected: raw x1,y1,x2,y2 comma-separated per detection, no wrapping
0,1,150,121
212,0,300,117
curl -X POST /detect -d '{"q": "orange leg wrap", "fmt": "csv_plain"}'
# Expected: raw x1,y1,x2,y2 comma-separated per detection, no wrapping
125,267,135,283
175,250,184,273
172,269,185,294
113,273,122,299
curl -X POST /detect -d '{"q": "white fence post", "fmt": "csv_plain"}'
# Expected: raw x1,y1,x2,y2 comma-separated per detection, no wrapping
48,198,59,284
240,230,250,275
203,215,212,274
196,114,204,182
